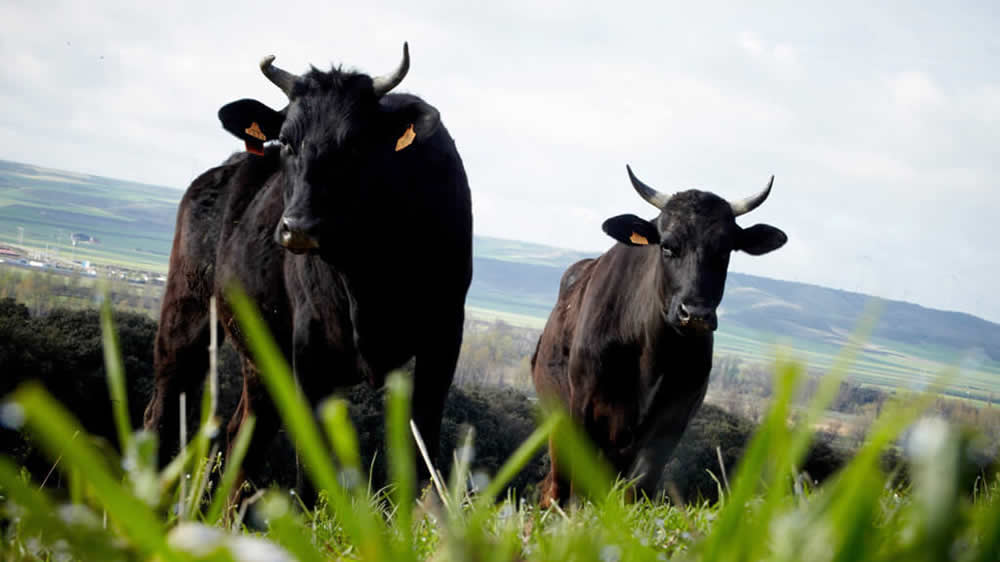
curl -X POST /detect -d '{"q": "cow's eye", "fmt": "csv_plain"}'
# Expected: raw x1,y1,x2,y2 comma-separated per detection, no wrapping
662,246,677,258
279,136,295,154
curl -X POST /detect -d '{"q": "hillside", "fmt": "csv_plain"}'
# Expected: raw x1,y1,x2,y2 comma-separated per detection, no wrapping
2,158,999,395
0,159,178,270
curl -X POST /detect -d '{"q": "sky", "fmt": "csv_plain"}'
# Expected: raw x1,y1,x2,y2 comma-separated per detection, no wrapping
1,1,998,322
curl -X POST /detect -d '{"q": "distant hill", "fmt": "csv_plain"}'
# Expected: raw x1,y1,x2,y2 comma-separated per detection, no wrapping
472,243,1000,363
0,159,178,270
2,158,998,394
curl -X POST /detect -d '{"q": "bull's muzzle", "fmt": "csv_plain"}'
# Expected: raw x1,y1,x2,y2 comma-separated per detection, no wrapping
677,302,718,333
275,216,320,254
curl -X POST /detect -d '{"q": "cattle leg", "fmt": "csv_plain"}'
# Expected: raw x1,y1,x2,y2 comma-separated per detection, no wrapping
288,311,353,503
144,296,211,464
410,308,463,478
225,359,282,509
539,437,571,508
627,384,708,500
626,434,682,500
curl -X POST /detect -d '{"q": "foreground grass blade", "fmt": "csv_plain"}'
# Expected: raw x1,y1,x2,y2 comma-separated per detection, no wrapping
321,399,361,476
385,373,416,561
476,412,562,509
0,458,79,545
11,384,180,562
227,283,388,558
698,357,803,562
257,492,326,562
100,295,133,455
205,416,255,525
226,285,339,493
547,404,615,503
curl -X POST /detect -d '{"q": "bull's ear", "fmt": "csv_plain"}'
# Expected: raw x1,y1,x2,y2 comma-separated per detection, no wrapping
385,99,440,152
738,224,787,255
218,99,285,155
602,214,661,246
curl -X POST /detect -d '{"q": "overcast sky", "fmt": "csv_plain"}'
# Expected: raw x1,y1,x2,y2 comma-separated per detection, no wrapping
1,1,998,322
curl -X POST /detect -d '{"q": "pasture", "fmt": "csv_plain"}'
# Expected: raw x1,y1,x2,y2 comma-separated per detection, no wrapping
2,158,999,402
714,323,1000,405
4,255,1000,403
0,160,177,273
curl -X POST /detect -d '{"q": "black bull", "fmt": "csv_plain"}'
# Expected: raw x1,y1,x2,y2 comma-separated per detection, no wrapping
532,166,787,505
142,44,473,496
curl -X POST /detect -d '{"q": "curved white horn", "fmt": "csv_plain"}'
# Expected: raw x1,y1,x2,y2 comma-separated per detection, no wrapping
626,165,670,210
259,55,298,97
729,175,774,217
372,42,410,98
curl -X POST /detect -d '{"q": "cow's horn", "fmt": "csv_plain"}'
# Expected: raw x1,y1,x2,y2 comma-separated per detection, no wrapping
730,175,774,217
626,165,670,210
260,55,298,97
372,42,410,98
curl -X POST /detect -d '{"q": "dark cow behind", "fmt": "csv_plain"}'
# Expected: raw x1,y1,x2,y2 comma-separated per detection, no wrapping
532,166,786,505
143,44,473,496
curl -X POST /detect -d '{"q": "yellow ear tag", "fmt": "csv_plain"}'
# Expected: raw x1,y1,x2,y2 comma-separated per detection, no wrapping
629,232,649,245
395,123,416,151
245,122,267,141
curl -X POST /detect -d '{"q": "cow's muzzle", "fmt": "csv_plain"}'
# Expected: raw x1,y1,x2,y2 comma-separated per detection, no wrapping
275,216,320,254
676,302,718,333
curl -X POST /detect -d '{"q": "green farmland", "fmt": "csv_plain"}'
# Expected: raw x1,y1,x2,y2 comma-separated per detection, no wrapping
0,159,179,272
2,157,999,401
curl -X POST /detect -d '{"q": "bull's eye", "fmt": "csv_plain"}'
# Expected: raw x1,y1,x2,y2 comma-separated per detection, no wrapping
661,246,676,258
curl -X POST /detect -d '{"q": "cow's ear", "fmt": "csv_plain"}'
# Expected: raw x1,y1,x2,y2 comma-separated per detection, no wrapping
602,214,661,246
385,99,440,152
738,224,787,255
218,99,285,155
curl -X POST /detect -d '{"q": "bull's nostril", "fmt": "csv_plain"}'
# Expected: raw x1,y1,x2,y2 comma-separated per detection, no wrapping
677,303,691,323
276,215,320,252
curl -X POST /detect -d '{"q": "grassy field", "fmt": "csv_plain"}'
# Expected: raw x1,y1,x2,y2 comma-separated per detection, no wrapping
4,254,998,403
2,157,998,403
713,321,1000,403
1,295,998,562
0,160,180,273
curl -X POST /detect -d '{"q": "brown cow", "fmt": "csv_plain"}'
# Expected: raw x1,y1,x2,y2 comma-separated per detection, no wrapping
532,165,786,505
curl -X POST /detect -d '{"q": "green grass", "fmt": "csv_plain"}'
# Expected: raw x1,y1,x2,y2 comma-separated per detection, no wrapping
1,290,999,561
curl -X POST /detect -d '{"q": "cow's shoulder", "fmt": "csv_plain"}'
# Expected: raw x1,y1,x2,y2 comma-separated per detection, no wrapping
559,258,596,296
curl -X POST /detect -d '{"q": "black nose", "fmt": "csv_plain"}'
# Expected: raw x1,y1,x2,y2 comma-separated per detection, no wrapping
276,216,320,253
677,303,717,332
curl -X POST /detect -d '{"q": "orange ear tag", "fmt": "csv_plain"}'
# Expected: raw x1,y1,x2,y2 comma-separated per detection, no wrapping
395,123,416,151
629,232,649,245
245,122,267,141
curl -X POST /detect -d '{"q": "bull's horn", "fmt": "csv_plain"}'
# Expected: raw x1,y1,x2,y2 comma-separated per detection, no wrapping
730,175,774,217
260,55,298,97
626,165,671,210
372,42,410,98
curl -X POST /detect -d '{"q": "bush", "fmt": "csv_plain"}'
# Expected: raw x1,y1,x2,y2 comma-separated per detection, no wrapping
0,298,854,503
0,299,156,484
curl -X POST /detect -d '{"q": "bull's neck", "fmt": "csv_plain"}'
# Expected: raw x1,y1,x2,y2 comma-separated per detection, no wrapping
612,244,668,342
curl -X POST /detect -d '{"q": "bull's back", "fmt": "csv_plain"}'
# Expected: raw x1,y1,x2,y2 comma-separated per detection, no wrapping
210,150,292,353
158,156,247,326
531,258,596,401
